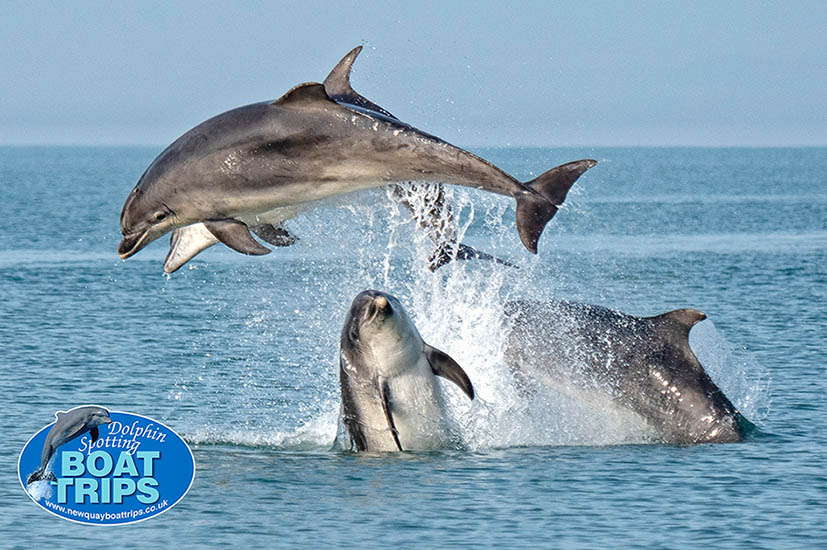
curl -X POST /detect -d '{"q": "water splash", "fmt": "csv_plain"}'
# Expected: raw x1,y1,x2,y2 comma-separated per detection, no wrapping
690,319,772,424
167,183,770,450
26,480,53,501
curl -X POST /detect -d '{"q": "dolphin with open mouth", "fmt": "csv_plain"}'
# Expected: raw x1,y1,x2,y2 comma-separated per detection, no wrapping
119,46,596,267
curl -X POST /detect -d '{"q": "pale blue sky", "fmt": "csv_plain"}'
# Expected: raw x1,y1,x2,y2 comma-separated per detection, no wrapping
1,1,825,146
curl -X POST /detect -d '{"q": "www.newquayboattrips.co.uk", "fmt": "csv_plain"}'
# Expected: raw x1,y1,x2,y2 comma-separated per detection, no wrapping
19,407,194,526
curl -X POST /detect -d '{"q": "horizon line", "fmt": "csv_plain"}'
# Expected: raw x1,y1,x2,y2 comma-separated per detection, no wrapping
1,142,825,149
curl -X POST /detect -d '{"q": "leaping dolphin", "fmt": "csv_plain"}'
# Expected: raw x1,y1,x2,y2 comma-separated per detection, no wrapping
337,290,474,452
119,46,596,267
504,300,752,444
27,406,112,484
162,47,498,273
150,46,587,271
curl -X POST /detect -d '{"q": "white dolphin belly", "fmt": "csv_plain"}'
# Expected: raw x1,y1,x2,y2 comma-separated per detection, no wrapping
385,355,452,451
165,205,306,273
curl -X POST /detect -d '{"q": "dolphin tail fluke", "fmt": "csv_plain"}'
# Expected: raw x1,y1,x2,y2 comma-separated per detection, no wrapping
515,159,597,253
428,242,516,271
27,468,56,485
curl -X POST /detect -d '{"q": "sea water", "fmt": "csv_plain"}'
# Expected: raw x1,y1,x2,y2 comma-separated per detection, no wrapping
0,146,824,548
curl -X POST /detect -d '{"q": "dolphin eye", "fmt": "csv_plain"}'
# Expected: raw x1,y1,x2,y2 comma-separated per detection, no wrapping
153,211,168,222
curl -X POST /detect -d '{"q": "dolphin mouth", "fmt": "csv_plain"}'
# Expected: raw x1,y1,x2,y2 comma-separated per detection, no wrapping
118,230,151,259
365,295,391,324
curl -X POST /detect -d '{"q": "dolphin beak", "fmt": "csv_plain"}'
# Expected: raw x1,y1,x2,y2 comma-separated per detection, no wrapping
104,418,113,424
118,230,151,259
366,295,391,324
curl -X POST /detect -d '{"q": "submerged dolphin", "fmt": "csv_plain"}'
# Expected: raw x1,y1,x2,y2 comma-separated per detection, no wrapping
504,300,751,444
337,290,474,452
27,406,112,484
119,45,596,266
162,47,502,273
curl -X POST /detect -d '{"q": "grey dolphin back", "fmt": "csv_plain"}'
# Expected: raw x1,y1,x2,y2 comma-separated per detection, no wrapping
273,82,332,106
504,300,749,444
325,46,513,271
645,307,752,435
324,45,597,257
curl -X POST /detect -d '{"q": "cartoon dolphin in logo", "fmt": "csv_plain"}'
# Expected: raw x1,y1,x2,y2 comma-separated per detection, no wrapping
27,406,112,484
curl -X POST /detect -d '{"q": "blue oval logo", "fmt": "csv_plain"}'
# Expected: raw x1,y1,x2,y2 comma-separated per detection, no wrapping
18,406,195,525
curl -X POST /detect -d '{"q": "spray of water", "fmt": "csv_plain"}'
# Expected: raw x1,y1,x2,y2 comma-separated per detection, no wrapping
26,480,53,501
172,184,770,450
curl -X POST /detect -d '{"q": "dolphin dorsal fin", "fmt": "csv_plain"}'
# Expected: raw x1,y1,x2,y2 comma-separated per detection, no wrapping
424,344,475,400
651,308,707,335
323,46,363,97
273,83,332,107
663,308,707,327
323,46,397,119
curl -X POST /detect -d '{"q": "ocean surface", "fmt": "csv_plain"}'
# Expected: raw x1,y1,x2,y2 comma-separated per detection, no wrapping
1,146,824,548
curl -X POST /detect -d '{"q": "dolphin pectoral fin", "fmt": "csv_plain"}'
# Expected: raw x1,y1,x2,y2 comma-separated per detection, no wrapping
379,379,403,451
425,344,475,400
165,224,220,273
323,46,398,119
515,159,597,253
251,224,297,247
203,219,271,256
428,242,517,271
90,426,99,443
